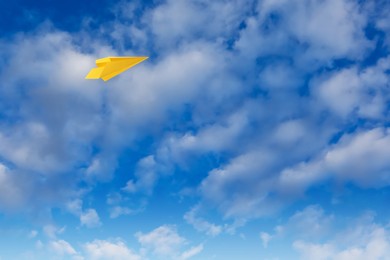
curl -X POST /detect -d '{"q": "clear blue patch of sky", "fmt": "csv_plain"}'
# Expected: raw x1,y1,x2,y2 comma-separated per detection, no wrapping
0,0,158,37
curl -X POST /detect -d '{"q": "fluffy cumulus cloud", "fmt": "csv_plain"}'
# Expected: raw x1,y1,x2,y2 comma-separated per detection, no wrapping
49,239,78,256
43,225,66,239
147,0,254,49
136,225,203,259
279,127,390,193
257,206,390,259
237,0,371,68
83,239,141,260
315,59,390,119
75,226,202,260
80,208,101,228
0,0,390,259
21,226,200,260
184,205,223,236
136,225,186,256
66,199,102,227
293,214,390,260
123,155,158,195
266,205,334,244
0,30,104,215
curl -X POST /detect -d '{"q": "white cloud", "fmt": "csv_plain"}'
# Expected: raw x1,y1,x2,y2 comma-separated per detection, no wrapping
199,123,390,220
105,192,143,219
236,0,371,70
66,199,103,228
84,239,141,260
260,232,272,248
136,225,186,257
180,244,203,260
283,205,333,239
43,225,65,239
121,107,255,195
85,155,117,182
184,205,223,236
109,206,133,219
284,207,390,260
106,41,237,140
293,240,335,260
315,62,389,119
259,0,370,63
49,240,78,256
293,215,390,260
136,225,205,259
0,164,25,210
148,0,253,49
366,0,390,47
261,205,333,251
279,127,390,192
256,208,390,260
0,29,107,213
200,148,284,219
0,31,102,174
324,128,390,187
82,233,201,260
258,62,303,90
106,192,123,206
163,108,251,157
317,68,362,117
272,119,306,145
123,155,158,195
66,199,83,215
80,208,101,228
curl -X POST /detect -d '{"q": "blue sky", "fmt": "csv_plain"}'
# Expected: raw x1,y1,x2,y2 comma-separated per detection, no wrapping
0,0,390,259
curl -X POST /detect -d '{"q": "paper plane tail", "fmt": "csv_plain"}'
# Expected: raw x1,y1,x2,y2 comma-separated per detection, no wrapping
85,67,104,79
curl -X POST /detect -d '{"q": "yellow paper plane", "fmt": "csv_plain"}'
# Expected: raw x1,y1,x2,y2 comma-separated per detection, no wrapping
85,56,148,81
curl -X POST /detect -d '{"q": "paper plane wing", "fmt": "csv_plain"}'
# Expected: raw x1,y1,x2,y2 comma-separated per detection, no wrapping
85,56,148,81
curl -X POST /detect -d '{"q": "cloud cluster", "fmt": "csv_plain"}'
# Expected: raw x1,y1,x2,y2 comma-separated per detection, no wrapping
0,30,105,214
24,223,202,260
0,1,389,253
67,199,102,228
84,239,140,260
136,225,203,259
96,0,390,226
258,205,390,259
293,212,390,260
